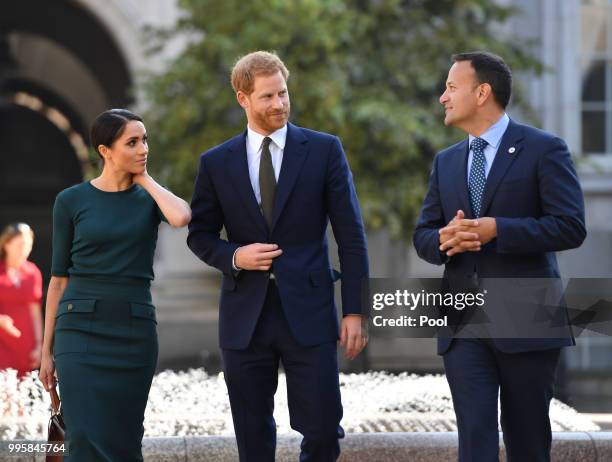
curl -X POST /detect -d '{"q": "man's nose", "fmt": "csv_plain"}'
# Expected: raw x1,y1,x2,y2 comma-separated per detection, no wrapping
272,96,284,109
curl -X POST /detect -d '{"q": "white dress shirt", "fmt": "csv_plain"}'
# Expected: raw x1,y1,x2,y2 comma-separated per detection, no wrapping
232,124,287,271
467,112,510,180
246,124,287,205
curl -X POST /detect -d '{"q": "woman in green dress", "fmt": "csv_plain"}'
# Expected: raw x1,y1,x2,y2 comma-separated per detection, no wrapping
38,109,191,461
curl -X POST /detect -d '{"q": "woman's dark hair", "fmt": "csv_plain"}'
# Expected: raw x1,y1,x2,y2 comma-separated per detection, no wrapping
452,51,513,109
91,109,143,161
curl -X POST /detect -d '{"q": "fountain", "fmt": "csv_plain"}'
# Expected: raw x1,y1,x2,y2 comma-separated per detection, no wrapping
0,368,598,440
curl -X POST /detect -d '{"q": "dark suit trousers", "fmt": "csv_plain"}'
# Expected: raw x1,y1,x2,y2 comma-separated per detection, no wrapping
443,338,560,462
222,280,343,462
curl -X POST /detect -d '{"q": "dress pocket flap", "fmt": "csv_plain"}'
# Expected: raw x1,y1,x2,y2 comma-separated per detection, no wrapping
130,302,157,321
56,299,96,317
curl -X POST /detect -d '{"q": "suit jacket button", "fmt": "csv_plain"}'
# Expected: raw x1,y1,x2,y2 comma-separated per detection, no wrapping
67,303,73,311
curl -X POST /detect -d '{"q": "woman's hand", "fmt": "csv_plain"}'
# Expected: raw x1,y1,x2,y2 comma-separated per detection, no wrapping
131,170,151,185
39,352,57,391
0,314,21,338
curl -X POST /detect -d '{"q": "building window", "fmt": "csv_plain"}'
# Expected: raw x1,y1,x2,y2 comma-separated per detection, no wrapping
581,0,612,155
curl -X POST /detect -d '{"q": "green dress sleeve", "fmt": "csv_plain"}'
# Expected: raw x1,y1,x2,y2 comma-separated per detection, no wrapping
51,195,74,277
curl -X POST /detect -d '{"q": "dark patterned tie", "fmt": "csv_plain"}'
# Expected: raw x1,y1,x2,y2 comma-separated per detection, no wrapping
468,137,488,218
259,137,276,228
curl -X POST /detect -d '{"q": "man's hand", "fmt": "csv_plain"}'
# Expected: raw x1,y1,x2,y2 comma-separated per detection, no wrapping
439,210,479,244
439,210,480,256
340,315,368,360
439,214,497,256
235,243,283,271
472,217,497,246
439,209,465,245
0,315,21,338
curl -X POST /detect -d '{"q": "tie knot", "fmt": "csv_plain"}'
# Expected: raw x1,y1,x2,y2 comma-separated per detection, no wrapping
261,137,272,150
471,137,487,152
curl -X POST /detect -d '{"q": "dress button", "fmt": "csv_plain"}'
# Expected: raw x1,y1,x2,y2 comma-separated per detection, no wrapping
67,303,73,311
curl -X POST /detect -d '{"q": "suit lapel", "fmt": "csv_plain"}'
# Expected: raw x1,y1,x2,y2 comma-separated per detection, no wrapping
226,132,269,235
450,139,473,217
270,123,309,231
480,120,524,216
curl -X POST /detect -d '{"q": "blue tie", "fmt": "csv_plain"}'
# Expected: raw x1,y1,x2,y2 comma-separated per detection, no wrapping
468,137,488,218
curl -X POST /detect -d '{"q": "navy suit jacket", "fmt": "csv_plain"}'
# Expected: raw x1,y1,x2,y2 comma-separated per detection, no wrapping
188,123,369,350
413,119,586,354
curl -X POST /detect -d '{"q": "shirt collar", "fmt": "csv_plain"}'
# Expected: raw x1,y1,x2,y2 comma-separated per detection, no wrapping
468,113,510,149
247,124,288,153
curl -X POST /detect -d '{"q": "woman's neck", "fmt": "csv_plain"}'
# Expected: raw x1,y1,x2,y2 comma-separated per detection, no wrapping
4,257,23,271
92,169,133,192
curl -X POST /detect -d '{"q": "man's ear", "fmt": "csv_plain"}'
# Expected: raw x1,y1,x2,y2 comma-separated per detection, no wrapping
236,91,249,109
478,83,493,105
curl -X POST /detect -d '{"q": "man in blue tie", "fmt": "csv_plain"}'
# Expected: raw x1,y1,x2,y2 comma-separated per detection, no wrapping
188,51,369,462
413,52,586,461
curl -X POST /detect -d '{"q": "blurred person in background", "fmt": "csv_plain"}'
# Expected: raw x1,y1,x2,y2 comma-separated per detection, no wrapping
0,223,43,378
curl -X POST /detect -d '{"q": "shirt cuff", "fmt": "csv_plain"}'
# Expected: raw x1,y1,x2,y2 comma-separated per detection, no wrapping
232,247,241,272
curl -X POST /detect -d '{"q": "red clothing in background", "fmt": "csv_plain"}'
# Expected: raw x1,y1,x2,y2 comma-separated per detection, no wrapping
0,260,42,377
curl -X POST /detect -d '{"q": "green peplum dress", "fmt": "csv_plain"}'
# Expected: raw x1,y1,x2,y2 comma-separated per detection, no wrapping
51,181,166,462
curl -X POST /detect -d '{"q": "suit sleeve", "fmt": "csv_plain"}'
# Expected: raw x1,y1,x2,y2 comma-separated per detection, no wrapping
413,154,450,265
187,154,239,276
495,137,586,253
326,137,369,316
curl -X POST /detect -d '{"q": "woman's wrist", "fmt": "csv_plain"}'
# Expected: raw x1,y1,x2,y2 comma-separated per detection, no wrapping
41,344,53,357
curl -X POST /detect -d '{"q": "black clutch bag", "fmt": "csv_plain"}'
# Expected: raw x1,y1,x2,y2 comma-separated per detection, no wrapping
46,388,65,462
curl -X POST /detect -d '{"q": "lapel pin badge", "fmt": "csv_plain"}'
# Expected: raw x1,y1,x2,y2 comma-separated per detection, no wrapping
508,147,516,154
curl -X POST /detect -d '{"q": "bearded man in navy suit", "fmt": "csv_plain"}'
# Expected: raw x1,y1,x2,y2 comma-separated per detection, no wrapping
188,51,369,462
413,52,586,462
